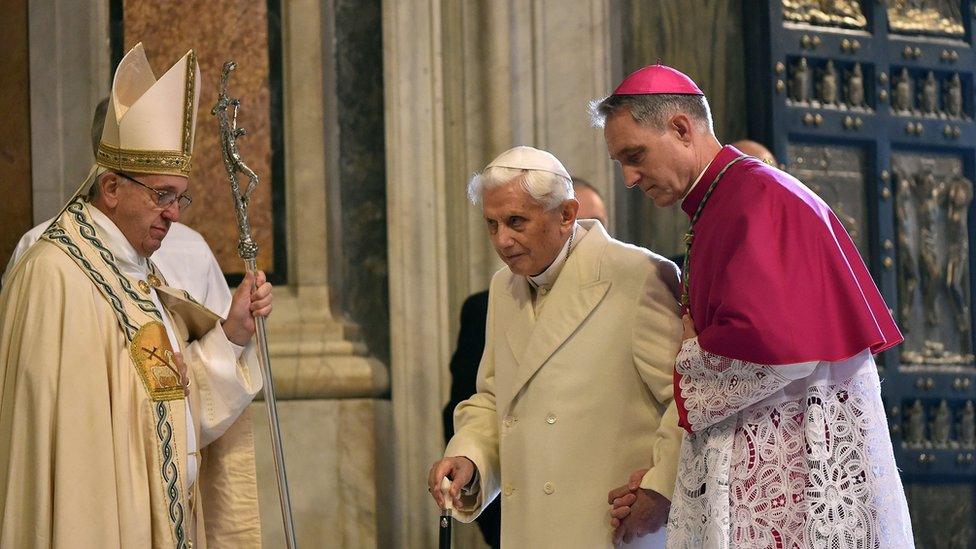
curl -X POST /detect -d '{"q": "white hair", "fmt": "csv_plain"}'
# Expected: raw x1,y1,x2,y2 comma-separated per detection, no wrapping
467,166,574,211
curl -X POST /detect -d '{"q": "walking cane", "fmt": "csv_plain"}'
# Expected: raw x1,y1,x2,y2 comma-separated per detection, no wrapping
212,60,298,549
439,477,454,549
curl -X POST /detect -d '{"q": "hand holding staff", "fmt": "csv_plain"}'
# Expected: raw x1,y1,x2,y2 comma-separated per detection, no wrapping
212,60,298,549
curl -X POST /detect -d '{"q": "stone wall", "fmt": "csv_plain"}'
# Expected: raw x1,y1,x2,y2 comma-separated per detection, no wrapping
0,0,32,269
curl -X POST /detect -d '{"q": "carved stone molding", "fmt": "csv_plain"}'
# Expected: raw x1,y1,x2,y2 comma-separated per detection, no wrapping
267,286,389,399
273,0,388,399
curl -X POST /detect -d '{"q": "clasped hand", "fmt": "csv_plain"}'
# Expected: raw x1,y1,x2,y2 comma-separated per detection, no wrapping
608,468,670,546
682,313,697,341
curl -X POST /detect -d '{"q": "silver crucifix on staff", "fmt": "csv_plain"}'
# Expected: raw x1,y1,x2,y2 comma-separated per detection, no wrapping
212,60,298,549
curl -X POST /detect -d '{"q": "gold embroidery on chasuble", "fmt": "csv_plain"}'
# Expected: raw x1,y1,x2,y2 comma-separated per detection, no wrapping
130,321,187,401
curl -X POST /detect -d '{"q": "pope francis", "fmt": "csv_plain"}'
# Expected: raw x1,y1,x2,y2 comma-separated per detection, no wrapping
0,44,268,547
428,146,684,548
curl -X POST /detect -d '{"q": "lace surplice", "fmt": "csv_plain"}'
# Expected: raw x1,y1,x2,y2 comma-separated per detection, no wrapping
667,339,914,549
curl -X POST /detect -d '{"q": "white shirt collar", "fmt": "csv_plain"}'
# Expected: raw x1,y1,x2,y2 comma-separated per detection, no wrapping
528,223,577,291
87,203,150,278
680,164,709,205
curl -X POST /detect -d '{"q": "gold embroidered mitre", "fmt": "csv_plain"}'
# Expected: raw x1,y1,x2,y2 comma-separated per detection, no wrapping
96,42,201,178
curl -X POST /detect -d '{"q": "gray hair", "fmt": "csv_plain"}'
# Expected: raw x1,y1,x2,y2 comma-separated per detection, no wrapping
87,97,111,200
467,166,574,211
91,97,110,156
86,168,111,201
588,93,714,133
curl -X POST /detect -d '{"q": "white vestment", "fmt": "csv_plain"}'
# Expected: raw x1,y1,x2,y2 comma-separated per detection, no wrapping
0,199,263,547
89,207,258,485
4,219,232,316
4,211,251,487
666,340,915,548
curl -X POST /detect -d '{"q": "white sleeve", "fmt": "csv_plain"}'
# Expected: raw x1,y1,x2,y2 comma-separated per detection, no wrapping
202,245,233,318
675,337,817,432
444,293,500,522
184,324,263,447
2,220,54,286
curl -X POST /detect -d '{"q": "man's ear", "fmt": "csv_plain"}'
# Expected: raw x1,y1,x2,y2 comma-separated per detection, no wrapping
97,173,122,208
561,198,580,226
670,113,694,144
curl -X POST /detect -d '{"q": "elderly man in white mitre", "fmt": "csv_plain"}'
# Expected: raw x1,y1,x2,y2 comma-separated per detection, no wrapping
0,43,268,548
427,146,684,547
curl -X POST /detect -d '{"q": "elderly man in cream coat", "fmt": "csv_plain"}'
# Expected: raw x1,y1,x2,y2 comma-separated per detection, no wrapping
427,146,684,548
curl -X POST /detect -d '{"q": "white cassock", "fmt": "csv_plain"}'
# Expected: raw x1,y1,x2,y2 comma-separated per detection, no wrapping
4,219,232,316
666,341,915,549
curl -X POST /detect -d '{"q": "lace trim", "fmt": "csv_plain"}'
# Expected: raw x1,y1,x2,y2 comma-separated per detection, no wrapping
676,338,793,432
667,368,914,548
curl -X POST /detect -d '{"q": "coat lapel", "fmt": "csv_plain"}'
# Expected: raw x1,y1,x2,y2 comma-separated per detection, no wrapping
503,222,611,412
503,275,535,363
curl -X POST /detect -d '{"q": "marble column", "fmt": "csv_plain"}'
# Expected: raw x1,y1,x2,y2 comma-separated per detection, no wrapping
28,0,111,219
384,1,615,546
271,0,388,402
254,0,391,546
383,2,454,545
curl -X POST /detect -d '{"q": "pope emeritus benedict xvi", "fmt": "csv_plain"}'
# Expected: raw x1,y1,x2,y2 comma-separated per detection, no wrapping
428,146,684,547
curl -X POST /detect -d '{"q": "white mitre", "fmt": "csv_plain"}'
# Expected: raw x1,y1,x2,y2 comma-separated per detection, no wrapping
486,145,571,179
45,43,201,223
95,42,201,179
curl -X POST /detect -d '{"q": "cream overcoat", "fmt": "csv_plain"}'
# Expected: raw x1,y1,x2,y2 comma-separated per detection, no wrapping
445,220,684,548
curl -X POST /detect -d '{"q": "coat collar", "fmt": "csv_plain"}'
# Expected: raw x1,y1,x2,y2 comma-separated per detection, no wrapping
500,219,611,412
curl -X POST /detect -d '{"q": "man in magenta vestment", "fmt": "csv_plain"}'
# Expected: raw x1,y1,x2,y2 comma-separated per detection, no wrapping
591,64,915,548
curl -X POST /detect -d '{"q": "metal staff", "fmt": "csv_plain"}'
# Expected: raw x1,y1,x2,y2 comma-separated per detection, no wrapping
439,477,453,549
212,60,298,549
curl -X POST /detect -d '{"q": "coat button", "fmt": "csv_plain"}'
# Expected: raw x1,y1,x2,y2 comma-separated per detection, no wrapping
504,416,517,428
543,482,555,495
539,287,549,295
546,413,557,425
503,485,515,497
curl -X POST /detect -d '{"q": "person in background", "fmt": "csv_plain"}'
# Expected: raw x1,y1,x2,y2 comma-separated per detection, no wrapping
730,139,777,166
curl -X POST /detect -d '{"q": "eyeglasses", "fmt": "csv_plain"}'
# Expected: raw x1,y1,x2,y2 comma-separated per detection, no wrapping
117,172,193,211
